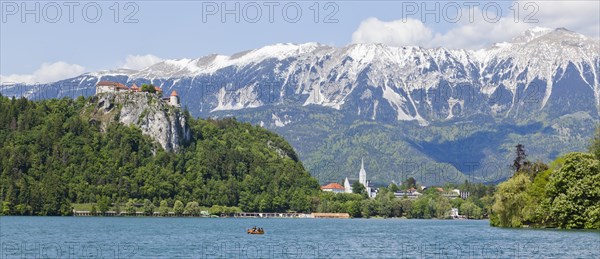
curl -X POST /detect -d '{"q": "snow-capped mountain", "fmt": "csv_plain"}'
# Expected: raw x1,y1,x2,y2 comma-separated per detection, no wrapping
9,27,597,125
3,28,599,184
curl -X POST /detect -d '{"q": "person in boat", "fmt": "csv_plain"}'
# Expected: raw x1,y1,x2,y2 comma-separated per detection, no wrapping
251,226,257,231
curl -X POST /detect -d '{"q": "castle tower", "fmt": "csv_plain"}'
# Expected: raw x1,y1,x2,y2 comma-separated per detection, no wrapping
359,158,367,187
170,91,180,107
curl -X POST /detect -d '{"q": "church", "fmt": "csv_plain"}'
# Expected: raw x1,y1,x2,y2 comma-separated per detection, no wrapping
343,158,377,198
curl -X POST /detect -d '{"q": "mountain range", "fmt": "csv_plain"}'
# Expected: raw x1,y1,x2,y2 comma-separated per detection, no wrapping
3,27,599,185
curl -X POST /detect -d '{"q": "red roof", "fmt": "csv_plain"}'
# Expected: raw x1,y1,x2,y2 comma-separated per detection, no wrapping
97,81,128,90
97,81,118,86
170,90,178,97
154,86,163,92
321,183,345,190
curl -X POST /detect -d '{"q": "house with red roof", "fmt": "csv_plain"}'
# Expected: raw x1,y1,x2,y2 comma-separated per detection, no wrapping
321,183,346,193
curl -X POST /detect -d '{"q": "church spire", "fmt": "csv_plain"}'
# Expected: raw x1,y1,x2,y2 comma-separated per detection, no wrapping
361,158,364,171
359,157,367,187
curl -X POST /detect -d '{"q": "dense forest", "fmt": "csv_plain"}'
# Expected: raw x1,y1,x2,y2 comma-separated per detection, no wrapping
0,95,320,215
490,130,600,229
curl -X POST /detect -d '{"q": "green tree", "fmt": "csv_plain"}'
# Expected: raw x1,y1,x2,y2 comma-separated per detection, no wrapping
1,201,11,215
402,177,417,189
512,144,527,173
142,199,155,215
391,199,404,217
125,199,136,215
352,181,367,198
173,200,184,215
434,196,451,219
97,196,110,213
544,153,600,229
140,84,156,93
345,200,362,218
411,195,434,219
521,160,549,179
360,199,376,218
184,201,200,216
491,173,532,227
388,183,399,193
589,126,600,159
399,198,413,218
159,200,170,216
460,200,483,219
289,190,311,212
375,191,394,218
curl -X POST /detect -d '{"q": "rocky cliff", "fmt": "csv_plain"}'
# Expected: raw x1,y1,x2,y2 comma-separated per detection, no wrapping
88,92,191,152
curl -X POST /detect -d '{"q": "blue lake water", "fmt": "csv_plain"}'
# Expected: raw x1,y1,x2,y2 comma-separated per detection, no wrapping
1,217,599,258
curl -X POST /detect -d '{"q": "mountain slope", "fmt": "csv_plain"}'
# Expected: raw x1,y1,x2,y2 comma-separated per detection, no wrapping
3,28,598,184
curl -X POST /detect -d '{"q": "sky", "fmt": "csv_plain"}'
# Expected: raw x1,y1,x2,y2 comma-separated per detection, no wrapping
1,0,599,84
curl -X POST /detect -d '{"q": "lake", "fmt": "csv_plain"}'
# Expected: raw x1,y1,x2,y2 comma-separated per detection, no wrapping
1,217,598,258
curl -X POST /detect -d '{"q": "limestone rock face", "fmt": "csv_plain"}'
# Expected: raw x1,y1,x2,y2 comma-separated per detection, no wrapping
91,92,191,152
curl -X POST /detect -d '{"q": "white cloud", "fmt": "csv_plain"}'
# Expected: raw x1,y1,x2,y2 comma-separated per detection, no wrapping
529,0,599,37
0,62,85,84
0,54,164,85
429,6,531,49
120,54,163,70
352,18,433,47
351,1,599,49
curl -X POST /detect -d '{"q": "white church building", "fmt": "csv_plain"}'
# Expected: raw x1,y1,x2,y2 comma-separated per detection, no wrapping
344,158,377,198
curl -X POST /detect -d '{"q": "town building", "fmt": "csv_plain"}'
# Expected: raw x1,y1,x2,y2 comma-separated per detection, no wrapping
96,81,129,94
450,208,460,219
393,187,422,199
344,158,377,198
320,183,346,193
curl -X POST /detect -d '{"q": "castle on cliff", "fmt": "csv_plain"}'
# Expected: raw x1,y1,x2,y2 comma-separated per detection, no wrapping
96,81,179,107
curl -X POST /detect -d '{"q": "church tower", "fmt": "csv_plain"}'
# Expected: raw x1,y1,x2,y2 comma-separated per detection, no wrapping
359,158,367,187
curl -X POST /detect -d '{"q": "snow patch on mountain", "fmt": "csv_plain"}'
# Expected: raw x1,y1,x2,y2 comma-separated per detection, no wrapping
272,113,292,127
11,28,599,124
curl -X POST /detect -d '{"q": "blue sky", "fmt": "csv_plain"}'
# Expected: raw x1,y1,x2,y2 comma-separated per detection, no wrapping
1,1,598,83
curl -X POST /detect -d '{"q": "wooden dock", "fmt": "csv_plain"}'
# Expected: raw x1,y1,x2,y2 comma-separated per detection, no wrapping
73,210,350,218
310,213,350,219
73,210,205,217
233,212,311,218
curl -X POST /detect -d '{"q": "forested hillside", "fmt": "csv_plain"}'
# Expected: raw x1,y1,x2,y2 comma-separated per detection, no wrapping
0,95,320,215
